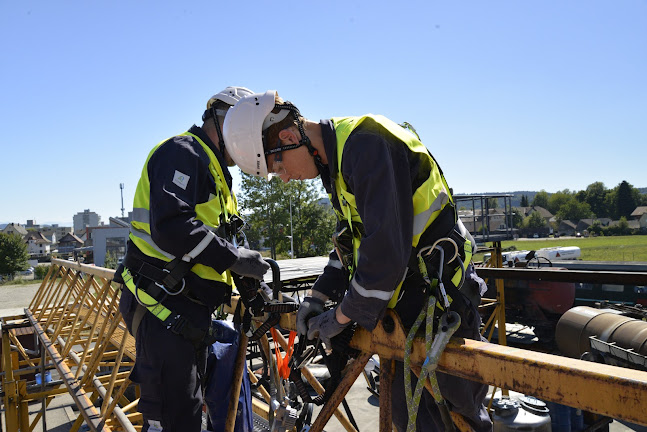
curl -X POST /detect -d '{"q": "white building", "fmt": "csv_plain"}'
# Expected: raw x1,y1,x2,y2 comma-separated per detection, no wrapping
24,231,51,256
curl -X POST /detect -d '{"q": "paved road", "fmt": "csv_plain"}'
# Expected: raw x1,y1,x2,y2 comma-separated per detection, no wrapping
0,281,42,316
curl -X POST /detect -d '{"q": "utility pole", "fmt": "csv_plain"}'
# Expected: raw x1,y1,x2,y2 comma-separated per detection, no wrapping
120,183,125,218
289,194,294,259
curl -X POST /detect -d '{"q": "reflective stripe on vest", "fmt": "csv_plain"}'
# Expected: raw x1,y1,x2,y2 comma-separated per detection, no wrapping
330,115,459,308
122,268,172,322
129,131,237,286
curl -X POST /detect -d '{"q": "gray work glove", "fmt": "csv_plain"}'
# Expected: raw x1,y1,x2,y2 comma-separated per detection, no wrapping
306,307,351,347
296,296,325,336
229,247,270,280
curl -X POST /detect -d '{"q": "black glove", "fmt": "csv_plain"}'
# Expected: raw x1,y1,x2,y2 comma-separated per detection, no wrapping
296,296,325,336
306,307,351,347
229,247,270,280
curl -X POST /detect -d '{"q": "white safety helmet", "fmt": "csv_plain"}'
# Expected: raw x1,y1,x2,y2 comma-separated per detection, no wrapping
203,86,255,122
207,86,255,109
223,90,290,179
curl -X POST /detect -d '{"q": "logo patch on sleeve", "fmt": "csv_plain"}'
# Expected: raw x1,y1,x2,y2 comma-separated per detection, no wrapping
172,170,190,190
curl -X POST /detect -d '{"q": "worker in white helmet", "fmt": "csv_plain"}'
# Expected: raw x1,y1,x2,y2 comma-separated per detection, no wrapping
117,87,269,432
223,90,492,432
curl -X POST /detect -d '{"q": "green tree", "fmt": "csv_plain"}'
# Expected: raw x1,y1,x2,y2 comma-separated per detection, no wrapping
524,211,546,229
104,251,118,269
487,197,498,209
34,264,50,280
582,182,608,218
238,174,286,259
511,209,524,228
520,195,529,207
588,221,603,236
531,190,549,209
547,189,572,215
616,180,637,219
0,233,29,280
238,174,336,259
555,198,593,222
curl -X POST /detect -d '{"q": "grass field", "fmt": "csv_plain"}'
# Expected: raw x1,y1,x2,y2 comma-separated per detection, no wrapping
475,235,647,262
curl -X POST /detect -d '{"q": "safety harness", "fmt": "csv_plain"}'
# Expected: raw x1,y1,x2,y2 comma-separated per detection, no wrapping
404,239,467,432
120,265,226,348
119,214,247,348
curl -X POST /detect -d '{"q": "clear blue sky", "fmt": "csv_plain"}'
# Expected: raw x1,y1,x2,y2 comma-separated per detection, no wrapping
2,1,645,226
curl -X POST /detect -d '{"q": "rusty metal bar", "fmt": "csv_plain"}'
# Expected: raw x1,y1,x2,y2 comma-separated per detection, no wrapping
379,357,394,432
442,339,647,426
275,307,647,426
476,267,647,285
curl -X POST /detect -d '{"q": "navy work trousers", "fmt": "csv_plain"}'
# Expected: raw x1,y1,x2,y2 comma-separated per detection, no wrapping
120,288,208,432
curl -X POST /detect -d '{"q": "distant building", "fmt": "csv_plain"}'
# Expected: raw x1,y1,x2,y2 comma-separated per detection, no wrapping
40,225,73,245
109,212,133,226
24,231,51,256
558,220,577,236
516,206,554,222
459,208,509,233
90,218,130,267
73,209,101,235
576,218,612,233
631,206,647,220
2,223,28,236
58,233,84,256
26,220,40,229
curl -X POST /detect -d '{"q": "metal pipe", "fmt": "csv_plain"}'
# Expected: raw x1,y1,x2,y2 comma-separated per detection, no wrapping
556,306,647,359
40,337,48,432
476,267,647,286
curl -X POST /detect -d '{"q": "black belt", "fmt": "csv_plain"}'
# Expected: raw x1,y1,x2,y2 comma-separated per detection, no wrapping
122,253,205,305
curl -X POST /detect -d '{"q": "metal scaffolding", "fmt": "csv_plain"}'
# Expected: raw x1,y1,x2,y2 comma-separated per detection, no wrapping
2,258,647,431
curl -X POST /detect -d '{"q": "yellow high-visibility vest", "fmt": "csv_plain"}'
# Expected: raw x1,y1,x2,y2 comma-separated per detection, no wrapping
330,116,470,307
129,132,238,286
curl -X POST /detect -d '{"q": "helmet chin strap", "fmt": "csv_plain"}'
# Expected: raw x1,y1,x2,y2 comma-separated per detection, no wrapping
211,106,226,155
279,103,327,176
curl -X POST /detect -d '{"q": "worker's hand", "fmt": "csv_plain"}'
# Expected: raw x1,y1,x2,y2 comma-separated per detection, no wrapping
229,248,270,280
306,307,351,347
296,296,326,336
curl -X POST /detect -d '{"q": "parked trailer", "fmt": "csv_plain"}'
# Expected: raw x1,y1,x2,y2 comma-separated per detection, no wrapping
535,246,581,261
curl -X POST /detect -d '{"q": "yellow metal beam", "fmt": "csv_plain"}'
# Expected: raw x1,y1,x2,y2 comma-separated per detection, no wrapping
271,304,647,426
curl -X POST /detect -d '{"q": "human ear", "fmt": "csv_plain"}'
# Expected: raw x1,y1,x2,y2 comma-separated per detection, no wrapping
278,127,299,144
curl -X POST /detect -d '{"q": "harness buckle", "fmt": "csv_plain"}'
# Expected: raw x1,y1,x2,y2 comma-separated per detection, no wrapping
166,314,188,334
155,268,186,296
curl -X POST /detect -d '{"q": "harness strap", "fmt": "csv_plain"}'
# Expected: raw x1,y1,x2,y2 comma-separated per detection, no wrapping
122,268,221,348
132,304,147,337
124,253,204,304
404,291,461,432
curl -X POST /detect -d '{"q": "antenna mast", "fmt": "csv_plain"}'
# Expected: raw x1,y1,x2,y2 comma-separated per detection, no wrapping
120,183,125,218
